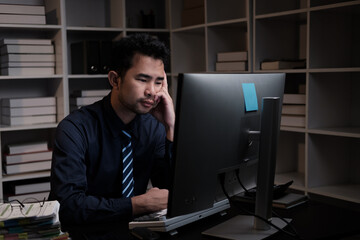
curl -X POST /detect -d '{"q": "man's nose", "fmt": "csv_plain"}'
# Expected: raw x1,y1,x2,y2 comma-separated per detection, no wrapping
145,83,156,97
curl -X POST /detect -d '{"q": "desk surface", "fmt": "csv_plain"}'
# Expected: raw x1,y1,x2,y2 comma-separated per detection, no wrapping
157,199,360,240
67,198,360,240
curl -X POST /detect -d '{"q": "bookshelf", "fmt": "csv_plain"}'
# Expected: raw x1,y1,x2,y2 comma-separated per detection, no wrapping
0,0,359,206
169,0,360,205
0,0,169,201
252,0,360,204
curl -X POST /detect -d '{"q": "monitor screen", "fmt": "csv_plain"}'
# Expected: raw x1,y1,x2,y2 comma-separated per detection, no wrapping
167,73,285,218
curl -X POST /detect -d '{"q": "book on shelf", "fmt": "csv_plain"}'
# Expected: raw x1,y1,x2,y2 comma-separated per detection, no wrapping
1,97,56,108
70,96,103,106
282,105,306,115
6,141,48,155
0,4,45,15
2,61,55,67
1,114,56,126
1,106,56,117
13,181,50,195
217,51,248,62
1,66,55,76
3,160,51,175
6,191,50,202
72,89,111,97
1,44,54,55
261,59,306,70
233,192,308,209
0,0,44,5
216,61,247,71
0,38,52,46
283,94,306,105
0,53,55,63
281,115,306,127
4,150,52,165
0,13,46,24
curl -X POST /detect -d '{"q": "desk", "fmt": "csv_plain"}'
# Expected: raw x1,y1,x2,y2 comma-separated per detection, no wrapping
67,198,360,240
156,199,360,240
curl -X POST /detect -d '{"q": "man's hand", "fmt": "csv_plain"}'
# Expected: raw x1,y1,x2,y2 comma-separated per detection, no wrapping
131,187,168,216
151,72,175,141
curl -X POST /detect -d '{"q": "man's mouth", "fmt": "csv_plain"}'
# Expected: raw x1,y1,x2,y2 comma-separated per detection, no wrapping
141,100,155,108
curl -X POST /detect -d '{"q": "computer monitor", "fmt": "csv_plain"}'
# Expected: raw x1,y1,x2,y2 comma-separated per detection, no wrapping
167,73,286,239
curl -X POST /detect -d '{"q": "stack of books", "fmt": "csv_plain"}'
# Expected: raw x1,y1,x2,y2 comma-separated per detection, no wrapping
70,89,110,112
1,96,57,126
215,51,248,71
3,141,52,175
0,38,55,76
0,0,46,25
0,200,69,239
281,91,306,128
5,178,51,202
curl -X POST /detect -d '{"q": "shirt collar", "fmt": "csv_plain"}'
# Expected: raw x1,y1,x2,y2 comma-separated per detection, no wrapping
103,92,140,140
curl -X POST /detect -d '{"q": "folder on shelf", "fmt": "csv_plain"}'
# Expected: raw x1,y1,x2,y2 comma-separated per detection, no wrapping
71,41,100,74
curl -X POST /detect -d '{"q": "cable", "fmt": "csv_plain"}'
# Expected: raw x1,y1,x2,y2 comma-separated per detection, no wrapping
219,173,303,240
235,169,249,194
234,169,300,237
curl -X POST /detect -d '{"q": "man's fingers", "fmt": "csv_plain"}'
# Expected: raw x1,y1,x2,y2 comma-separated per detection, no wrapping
163,72,168,91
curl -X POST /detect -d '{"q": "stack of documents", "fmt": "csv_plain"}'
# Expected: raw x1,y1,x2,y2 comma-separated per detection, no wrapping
0,200,68,239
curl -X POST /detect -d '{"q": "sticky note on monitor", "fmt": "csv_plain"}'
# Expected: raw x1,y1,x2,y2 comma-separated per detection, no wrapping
242,83,258,112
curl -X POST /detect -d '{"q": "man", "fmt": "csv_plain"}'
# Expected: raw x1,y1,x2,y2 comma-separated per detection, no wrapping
49,34,175,235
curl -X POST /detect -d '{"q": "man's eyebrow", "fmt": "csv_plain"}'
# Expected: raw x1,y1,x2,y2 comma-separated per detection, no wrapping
136,73,164,81
136,73,152,79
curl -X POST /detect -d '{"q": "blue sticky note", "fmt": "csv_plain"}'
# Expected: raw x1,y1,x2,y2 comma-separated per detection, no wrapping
242,83,258,112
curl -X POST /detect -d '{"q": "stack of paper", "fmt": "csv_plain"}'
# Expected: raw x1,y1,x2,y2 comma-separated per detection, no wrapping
0,200,69,239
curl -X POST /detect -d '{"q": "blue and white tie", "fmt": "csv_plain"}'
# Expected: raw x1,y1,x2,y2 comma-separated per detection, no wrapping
122,130,134,198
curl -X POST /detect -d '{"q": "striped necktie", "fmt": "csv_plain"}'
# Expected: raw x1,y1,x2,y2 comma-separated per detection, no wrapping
122,130,134,198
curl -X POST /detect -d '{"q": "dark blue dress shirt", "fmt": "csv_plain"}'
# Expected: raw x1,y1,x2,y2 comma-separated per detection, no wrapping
49,93,172,229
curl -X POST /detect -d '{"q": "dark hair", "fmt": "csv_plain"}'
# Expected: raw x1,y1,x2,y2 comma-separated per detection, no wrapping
110,33,169,78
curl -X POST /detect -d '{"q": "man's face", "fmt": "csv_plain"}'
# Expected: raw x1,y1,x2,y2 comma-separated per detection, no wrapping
116,53,165,115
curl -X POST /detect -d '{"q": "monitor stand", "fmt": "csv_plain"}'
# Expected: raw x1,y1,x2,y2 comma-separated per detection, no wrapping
202,215,289,240
204,98,290,240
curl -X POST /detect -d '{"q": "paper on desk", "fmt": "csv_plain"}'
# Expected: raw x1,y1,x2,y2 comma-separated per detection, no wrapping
0,200,59,222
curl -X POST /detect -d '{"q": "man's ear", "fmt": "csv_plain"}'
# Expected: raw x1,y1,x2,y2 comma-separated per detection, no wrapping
108,71,120,89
